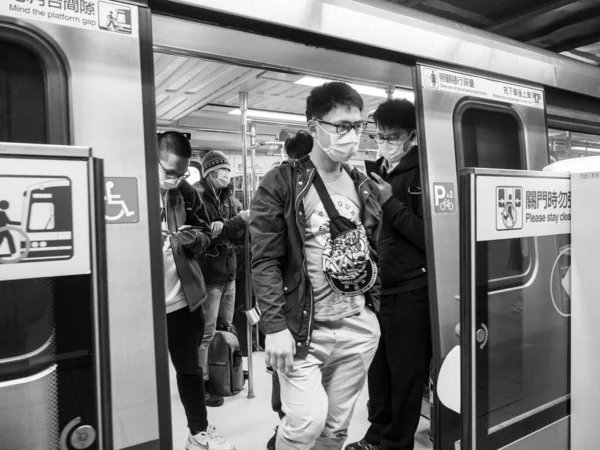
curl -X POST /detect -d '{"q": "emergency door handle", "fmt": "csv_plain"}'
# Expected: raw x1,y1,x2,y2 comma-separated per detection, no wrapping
476,323,488,349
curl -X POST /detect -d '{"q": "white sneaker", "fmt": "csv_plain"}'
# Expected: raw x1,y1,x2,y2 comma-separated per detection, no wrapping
186,425,236,450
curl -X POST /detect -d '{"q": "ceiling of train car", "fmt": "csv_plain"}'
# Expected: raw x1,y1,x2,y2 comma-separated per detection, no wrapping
155,52,412,154
385,0,600,65
154,2,600,153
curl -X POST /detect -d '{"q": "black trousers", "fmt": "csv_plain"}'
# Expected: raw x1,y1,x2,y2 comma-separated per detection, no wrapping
167,306,208,433
365,287,431,450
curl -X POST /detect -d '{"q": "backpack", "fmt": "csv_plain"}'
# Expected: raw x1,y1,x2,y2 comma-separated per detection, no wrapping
207,329,245,396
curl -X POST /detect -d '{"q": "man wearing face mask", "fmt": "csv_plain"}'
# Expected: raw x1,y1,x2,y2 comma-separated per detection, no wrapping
157,132,235,450
347,99,430,450
250,82,381,450
195,151,249,407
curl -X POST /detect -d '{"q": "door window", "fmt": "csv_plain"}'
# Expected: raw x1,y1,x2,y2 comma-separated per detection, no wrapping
456,103,533,291
0,42,47,143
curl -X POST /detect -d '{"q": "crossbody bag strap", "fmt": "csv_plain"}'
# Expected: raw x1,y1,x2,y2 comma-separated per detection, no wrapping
303,159,340,221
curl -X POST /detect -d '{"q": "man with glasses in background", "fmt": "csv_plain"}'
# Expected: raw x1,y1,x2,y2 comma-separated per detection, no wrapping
250,82,381,450
347,99,430,450
157,131,235,450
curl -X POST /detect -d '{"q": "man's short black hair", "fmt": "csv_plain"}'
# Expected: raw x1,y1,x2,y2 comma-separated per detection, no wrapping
305,81,363,121
373,99,416,131
158,131,192,158
285,130,313,159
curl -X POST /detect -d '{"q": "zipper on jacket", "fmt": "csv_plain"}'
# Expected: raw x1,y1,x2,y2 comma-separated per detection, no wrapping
295,166,314,347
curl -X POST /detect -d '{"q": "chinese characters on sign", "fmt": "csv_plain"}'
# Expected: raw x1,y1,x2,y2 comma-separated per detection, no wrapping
438,72,475,88
15,0,96,15
525,190,571,210
1,0,138,37
421,66,544,110
524,189,571,227
502,86,543,104
476,175,570,241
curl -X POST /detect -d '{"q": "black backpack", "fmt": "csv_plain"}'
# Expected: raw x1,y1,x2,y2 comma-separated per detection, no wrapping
207,322,245,396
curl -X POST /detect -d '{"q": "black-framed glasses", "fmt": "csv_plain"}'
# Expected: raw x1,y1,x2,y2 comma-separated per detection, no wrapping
159,160,190,180
314,119,368,136
369,133,410,145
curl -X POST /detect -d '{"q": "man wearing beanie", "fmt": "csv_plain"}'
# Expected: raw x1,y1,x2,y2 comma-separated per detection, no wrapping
195,151,249,407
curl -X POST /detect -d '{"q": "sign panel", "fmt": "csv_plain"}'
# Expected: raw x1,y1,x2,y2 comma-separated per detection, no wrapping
0,157,91,281
432,182,456,213
0,0,139,37
421,66,544,109
104,177,139,223
476,175,570,241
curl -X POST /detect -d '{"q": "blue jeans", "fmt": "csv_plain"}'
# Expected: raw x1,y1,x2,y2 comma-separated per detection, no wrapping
198,280,236,381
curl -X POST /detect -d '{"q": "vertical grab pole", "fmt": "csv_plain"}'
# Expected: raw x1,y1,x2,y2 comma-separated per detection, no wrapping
250,125,257,200
250,125,261,350
240,92,255,399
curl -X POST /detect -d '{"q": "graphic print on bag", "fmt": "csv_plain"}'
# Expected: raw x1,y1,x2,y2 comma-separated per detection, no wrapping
303,170,370,321
322,221,376,296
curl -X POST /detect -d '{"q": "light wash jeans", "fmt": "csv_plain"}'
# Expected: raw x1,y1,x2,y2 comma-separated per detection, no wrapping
198,280,236,381
276,307,380,450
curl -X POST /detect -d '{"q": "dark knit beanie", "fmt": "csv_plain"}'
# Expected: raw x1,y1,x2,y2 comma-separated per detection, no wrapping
202,151,231,177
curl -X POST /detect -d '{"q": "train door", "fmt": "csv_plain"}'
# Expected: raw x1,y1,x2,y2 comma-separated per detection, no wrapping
415,65,570,449
1,3,164,450
150,12,428,449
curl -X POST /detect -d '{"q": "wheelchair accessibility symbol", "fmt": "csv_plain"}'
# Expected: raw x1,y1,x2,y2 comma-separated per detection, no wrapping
104,178,139,224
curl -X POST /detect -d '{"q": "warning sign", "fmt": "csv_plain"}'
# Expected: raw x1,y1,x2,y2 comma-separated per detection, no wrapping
0,0,138,37
104,177,139,224
476,175,570,241
421,66,544,109
496,186,523,231
0,157,91,281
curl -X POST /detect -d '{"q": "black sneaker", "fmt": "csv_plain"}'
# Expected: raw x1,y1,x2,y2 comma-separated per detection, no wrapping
345,439,380,450
266,426,277,450
204,382,224,407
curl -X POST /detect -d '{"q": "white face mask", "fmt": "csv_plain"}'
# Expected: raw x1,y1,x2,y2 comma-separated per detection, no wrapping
314,121,360,163
158,167,183,190
210,169,231,189
377,133,413,164
212,177,229,189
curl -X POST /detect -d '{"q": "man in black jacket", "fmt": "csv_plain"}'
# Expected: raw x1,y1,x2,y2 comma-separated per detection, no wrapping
251,82,381,450
347,99,431,450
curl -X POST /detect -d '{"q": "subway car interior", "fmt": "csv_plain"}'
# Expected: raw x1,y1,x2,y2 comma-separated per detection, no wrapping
2,0,600,449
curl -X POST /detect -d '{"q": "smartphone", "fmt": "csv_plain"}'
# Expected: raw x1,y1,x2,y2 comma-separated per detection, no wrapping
364,159,379,180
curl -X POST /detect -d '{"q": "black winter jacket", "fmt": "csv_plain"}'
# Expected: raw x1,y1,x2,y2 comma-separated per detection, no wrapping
194,180,246,286
374,145,427,294
249,157,382,359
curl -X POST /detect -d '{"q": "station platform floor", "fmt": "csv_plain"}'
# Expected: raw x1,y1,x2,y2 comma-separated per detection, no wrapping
169,352,433,450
